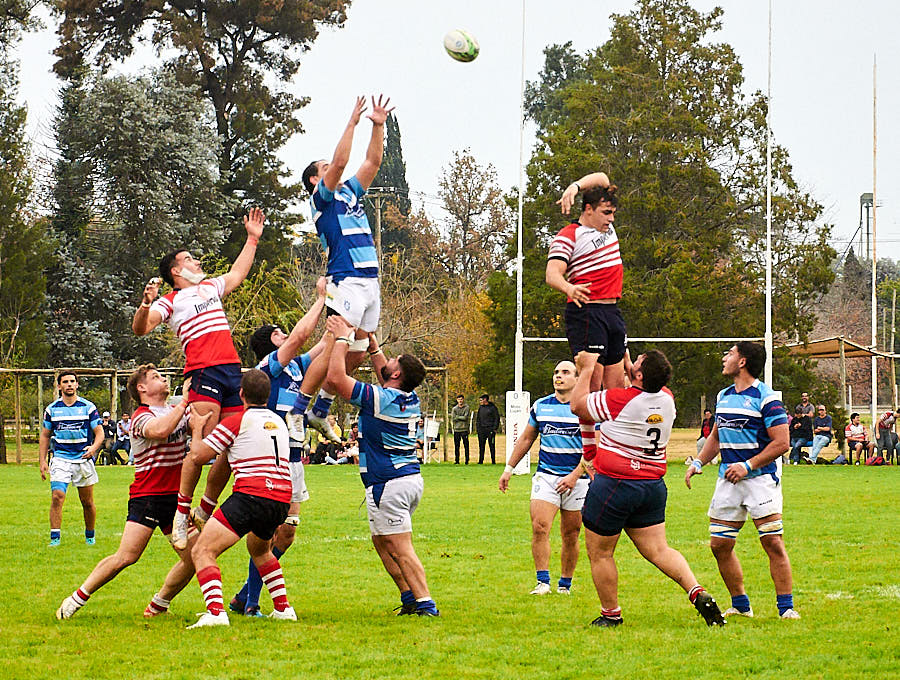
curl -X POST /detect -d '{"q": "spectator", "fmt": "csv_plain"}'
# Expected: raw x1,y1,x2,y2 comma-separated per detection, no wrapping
109,413,131,465
99,412,116,465
789,405,813,464
697,408,714,457
476,394,501,465
806,404,833,465
875,407,900,465
451,395,471,465
795,392,814,419
347,422,360,444
844,412,875,465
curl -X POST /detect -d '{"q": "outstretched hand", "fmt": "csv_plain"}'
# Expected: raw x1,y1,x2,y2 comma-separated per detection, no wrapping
243,207,265,241
315,276,328,298
366,94,395,126
326,314,353,338
141,278,160,306
190,411,212,435
349,96,368,125
556,183,580,214
575,350,600,373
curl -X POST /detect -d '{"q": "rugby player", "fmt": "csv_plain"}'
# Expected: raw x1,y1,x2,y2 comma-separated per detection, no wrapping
564,349,725,627
56,366,199,619
685,342,799,619
39,372,104,546
186,369,297,628
290,95,394,443
324,314,439,617
132,208,265,549
498,361,585,595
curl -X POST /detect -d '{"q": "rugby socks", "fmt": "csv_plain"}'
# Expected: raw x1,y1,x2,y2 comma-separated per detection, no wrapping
176,493,191,518
70,587,91,611
257,558,290,612
50,529,61,542
244,545,286,610
198,495,216,518
688,585,706,604
400,590,416,608
579,419,597,462
415,597,439,615
311,391,335,419
197,566,224,615
85,529,95,541
776,593,795,616
601,606,622,620
536,570,550,585
731,593,752,613
144,593,170,617
558,577,573,590
292,390,314,415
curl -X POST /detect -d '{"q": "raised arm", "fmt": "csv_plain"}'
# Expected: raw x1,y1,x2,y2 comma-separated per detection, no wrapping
356,95,395,190
222,208,264,296
132,277,163,336
323,97,367,192
556,171,611,214
276,278,327,367
324,315,357,399
367,332,388,386
140,379,192,441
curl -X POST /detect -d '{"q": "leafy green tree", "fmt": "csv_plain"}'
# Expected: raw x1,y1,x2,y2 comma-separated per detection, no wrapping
366,113,413,251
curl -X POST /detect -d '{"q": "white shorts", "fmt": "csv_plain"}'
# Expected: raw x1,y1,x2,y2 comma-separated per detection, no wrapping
708,474,783,522
365,474,423,536
49,456,98,490
531,471,588,512
326,277,381,332
290,459,310,504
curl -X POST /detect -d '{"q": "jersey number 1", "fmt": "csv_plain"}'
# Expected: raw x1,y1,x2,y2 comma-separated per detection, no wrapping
270,435,280,466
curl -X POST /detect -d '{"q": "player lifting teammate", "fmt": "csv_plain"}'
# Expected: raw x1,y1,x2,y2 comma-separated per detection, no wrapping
289,95,394,443
564,349,725,628
132,208,265,549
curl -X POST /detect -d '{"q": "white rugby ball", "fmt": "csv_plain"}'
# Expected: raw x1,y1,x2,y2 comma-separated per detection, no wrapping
444,29,479,63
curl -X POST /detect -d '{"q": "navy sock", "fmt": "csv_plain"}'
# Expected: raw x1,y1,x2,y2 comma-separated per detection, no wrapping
776,593,794,615
311,392,334,419
400,590,415,606
558,577,572,589
292,391,313,415
50,529,61,540
731,593,751,613
416,598,438,613
536,570,550,585
85,529,95,539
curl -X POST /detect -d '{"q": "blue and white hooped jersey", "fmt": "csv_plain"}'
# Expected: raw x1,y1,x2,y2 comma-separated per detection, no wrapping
311,176,378,283
43,398,102,460
528,394,584,477
257,350,312,422
350,381,420,488
715,379,787,480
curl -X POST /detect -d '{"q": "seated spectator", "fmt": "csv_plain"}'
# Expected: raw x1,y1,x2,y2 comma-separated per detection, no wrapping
806,404,833,464
875,407,900,465
697,408,714,457
347,421,359,443
789,405,813,464
845,412,875,465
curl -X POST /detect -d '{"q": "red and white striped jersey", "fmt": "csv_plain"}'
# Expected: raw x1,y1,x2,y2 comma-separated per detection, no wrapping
150,276,240,373
204,407,292,503
585,386,676,480
548,222,623,301
129,404,189,498
878,411,896,431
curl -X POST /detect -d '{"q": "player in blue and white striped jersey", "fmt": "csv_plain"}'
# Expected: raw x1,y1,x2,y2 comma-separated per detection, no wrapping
499,361,586,595
39,372,105,546
325,314,439,617
685,342,799,620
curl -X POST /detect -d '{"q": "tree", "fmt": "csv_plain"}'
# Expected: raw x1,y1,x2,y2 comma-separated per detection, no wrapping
479,0,836,418
366,113,413,251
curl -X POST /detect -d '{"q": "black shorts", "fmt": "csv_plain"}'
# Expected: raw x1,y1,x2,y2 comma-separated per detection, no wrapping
215,491,289,540
186,363,243,411
127,494,177,534
581,474,667,536
564,303,627,365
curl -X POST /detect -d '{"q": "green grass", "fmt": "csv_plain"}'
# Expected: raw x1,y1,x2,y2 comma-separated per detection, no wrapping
3,461,899,679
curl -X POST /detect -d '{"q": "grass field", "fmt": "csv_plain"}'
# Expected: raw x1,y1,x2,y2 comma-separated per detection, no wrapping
3,451,899,679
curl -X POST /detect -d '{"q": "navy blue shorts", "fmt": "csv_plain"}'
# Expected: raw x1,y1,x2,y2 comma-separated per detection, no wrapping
186,363,243,411
564,303,627,365
127,494,177,534
581,474,667,536
214,492,289,541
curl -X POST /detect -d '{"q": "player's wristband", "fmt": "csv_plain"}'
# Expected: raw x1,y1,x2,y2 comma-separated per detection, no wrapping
178,400,189,410
503,464,514,474
691,459,703,472
743,461,753,473
140,301,151,308
335,337,351,345
574,181,581,192
247,236,259,246
369,348,383,356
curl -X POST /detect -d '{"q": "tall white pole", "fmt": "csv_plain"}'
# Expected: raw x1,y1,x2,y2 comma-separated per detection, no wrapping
514,0,526,392
764,0,774,385
871,55,878,426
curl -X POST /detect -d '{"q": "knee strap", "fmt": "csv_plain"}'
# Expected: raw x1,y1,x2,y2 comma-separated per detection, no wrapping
709,523,740,540
284,515,301,527
349,337,369,352
757,519,784,537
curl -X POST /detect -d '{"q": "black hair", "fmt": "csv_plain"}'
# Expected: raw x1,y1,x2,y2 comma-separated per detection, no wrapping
249,324,278,362
639,350,672,393
241,369,271,405
850,412,860,420
398,355,426,392
57,370,77,385
303,160,322,194
159,249,187,287
456,394,465,399
480,394,489,400
583,184,618,210
735,341,766,379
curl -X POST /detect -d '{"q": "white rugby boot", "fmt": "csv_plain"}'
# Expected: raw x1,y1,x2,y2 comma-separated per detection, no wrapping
780,608,801,620
171,511,190,550
723,607,754,617
529,582,551,595
56,596,81,620
269,606,297,621
187,611,230,629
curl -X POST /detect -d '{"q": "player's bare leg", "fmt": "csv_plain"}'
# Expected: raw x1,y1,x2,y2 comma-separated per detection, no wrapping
753,514,793,594
374,533,430,600
49,488,66,534
172,402,220,549
371,534,411,592
145,532,199,617
559,509,582,582
530,500,557,575
246,531,295,620
584,528,621,615
626,523,698,591
77,485,97,534
709,518,747,596
192,454,232,530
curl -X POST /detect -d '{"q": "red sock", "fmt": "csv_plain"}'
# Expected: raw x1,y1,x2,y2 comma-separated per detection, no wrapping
176,493,191,516
199,495,216,516
73,588,90,606
579,419,597,462
688,585,705,603
196,566,224,615
601,606,622,619
257,558,289,612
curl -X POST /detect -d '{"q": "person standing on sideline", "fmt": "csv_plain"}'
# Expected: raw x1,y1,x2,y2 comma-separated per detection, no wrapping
325,314,439,617
112,412,132,465
567,349,725,628
39,372,105,547
685,342,799,620
476,395,501,464
498,361,585,595
807,405,833,464
99,412,116,464
697,409,714,457
451,395,471,464
875,407,900,464
795,392,814,419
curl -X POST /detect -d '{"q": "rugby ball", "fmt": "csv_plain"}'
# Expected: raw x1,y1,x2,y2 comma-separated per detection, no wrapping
444,29,479,62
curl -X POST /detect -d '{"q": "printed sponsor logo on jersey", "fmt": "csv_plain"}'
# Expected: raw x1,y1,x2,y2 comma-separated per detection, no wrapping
193,295,221,315
591,231,612,249
263,421,279,430
543,425,580,436
266,478,274,490
630,459,641,470
646,414,663,424
717,416,749,430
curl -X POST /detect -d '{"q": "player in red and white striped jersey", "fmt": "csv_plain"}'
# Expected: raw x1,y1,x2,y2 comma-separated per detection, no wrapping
132,208,266,549
183,369,297,628
555,350,725,628
56,365,203,621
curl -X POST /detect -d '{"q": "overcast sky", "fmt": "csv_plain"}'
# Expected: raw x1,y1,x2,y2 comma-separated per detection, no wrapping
14,0,900,257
